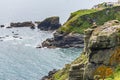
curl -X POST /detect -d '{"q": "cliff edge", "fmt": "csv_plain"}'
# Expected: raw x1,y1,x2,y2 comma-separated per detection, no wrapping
51,20,120,80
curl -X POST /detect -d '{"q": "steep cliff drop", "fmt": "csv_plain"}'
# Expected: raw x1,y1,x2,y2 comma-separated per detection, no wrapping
69,20,120,80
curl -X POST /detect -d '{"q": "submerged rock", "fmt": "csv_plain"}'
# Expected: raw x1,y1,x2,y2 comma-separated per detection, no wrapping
10,21,35,27
37,16,61,31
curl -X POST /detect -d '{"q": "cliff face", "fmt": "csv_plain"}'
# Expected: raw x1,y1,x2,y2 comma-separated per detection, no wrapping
52,20,120,80
70,20,120,80
41,6,120,48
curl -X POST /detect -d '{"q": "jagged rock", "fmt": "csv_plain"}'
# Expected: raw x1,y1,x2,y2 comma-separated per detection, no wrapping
10,21,35,27
42,32,84,48
37,16,61,31
69,20,120,80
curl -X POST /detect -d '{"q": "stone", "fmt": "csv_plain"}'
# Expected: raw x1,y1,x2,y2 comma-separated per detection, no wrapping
41,32,84,48
0,25,4,28
10,21,35,27
37,16,61,31
6,26,12,28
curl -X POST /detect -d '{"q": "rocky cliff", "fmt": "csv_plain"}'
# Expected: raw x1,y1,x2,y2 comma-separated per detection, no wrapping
41,6,120,48
51,20,120,80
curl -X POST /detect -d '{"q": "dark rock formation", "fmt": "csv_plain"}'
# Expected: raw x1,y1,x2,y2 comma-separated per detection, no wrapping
0,25,4,28
69,20,120,80
37,16,61,31
6,26,12,28
30,26,35,29
41,69,57,80
35,21,41,25
41,32,84,48
10,21,35,27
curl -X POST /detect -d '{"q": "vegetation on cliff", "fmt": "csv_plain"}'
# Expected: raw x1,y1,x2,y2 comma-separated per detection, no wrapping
52,20,120,80
58,6,120,34
47,3,120,80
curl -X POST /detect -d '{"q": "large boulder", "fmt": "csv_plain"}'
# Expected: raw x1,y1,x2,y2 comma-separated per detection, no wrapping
69,20,120,80
10,21,35,27
37,16,61,31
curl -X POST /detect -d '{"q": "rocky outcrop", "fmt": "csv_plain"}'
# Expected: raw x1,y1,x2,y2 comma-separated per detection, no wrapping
10,21,35,27
69,20,120,80
37,16,61,31
41,69,57,80
0,25,4,28
41,32,84,48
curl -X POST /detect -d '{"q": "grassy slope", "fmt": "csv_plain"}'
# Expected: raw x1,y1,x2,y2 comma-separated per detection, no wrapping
59,6,120,34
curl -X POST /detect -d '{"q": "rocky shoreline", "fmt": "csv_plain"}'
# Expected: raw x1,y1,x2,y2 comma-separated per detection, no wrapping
41,69,58,80
0,16,85,49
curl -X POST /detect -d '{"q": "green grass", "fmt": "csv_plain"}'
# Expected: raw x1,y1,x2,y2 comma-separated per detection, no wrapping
59,6,120,34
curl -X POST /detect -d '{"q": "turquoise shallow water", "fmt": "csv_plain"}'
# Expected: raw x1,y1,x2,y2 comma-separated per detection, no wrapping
0,27,83,80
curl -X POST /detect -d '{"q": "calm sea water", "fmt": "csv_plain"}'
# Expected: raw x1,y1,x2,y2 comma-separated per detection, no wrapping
0,27,83,80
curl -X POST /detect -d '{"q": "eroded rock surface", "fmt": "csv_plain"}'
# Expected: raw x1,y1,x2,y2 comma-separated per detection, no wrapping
69,20,120,80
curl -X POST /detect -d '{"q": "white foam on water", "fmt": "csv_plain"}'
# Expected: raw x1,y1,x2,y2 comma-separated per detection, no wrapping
25,44,32,47
3,36,14,41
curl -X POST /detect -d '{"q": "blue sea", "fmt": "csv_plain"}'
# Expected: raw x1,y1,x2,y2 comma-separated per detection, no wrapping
0,27,83,80
0,0,116,79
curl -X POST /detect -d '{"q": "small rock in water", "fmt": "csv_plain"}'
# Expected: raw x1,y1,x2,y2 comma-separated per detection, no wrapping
0,36,5,39
6,26,12,28
5,35,9,37
0,40,3,41
0,25,4,28
13,36,19,38
19,37,22,39
30,26,35,29
12,31,14,33
14,33,19,35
